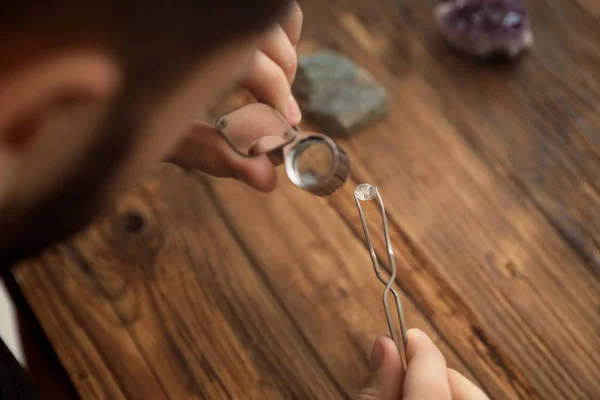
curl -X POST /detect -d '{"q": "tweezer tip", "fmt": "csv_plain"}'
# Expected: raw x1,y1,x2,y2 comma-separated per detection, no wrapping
354,183,378,201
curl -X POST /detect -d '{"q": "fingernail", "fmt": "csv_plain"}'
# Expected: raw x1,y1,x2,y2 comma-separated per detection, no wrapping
370,336,386,373
286,95,301,122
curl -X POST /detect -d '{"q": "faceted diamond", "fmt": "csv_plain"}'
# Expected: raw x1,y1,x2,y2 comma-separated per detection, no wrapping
355,183,377,201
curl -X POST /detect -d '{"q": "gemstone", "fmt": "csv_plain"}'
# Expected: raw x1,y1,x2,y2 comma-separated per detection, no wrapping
355,183,378,201
434,0,534,59
292,51,388,137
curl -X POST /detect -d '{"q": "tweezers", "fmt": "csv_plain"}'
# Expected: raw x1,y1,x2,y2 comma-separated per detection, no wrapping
354,183,408,367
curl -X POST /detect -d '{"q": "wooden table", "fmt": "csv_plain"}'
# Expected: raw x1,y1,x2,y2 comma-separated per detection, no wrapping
14,1,600,399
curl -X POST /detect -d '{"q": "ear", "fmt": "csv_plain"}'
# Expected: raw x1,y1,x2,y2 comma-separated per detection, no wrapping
0,51,121,149
0,50,121,201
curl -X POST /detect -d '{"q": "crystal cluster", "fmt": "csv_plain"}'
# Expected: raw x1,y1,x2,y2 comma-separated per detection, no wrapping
435,0,534,59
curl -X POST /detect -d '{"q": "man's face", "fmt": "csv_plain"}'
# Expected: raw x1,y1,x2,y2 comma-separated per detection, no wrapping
0,37,260,264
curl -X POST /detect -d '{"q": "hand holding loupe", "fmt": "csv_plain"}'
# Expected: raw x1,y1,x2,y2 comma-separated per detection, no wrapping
215,102,350,196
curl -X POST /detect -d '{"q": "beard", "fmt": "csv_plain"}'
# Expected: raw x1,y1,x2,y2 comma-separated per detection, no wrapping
0,98,138,270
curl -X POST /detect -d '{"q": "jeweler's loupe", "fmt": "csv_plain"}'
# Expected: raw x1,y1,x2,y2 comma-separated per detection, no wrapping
216,102,350,196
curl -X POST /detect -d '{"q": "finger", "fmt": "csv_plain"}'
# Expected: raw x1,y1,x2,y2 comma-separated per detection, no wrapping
248,135,288,157
168,121,277,192
448,369,490,400
280,2,303,46
356,336,403,400
242,51,302,125
402,329,452,400
260,25,298,83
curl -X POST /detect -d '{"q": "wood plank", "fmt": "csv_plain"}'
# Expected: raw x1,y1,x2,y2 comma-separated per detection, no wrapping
298,53,600,398
293,2,600,398
328,76,600,398
15,256,127,400
16,166,347,399
303,0,600,275
204,171,491,397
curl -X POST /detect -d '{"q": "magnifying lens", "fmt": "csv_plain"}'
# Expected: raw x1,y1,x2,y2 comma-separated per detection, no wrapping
215,102,350,196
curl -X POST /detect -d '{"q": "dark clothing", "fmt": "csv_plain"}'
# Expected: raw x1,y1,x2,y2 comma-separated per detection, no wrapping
0,268,80,400
0,270,42,400
0,336,42,400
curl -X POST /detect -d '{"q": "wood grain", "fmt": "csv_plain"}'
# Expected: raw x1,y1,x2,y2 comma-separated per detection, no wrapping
298,0,600,397
204,171,484,397
17,168,351,399
307,0,600,275
11,0,600,399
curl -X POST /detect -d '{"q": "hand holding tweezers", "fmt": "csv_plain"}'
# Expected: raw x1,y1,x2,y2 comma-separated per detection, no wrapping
354,183,408,367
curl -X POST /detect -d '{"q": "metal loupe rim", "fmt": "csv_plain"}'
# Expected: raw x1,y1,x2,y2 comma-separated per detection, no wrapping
284,134,350,197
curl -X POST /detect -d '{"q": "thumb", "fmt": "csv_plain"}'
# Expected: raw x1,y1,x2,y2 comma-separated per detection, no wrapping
357,336,404,400
403,329,452,400
168,120,277,192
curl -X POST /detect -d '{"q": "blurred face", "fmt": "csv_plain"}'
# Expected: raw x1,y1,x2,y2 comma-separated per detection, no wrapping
0,36,261,264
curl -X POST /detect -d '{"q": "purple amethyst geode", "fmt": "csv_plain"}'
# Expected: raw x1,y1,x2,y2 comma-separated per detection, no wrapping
435,0,534,59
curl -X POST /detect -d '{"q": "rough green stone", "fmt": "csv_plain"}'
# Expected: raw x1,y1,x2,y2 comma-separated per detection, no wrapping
293,51,388,137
